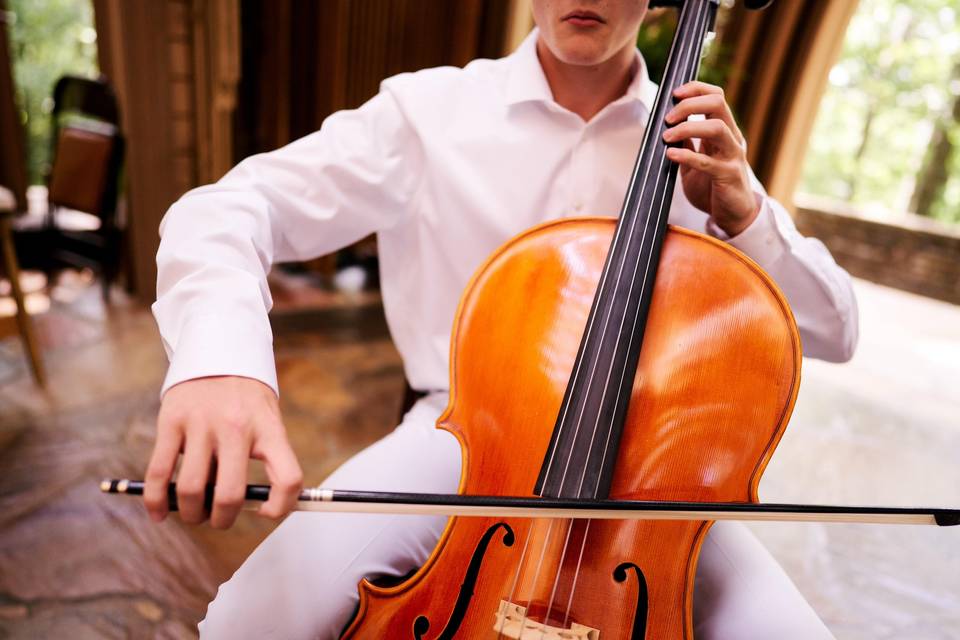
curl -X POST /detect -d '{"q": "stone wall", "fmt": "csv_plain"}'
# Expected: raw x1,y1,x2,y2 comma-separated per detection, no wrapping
794,197,960,305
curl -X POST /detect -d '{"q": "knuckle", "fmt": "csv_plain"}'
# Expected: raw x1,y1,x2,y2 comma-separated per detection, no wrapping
214,492,243,511
158,400,188,426
177,480,204,501
259,415,286,437
278,469,304,492
145,464,168,482
213,496,243,513
219,411,250,436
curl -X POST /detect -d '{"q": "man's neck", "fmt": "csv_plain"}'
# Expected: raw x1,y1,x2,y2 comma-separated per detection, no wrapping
536,38,637,122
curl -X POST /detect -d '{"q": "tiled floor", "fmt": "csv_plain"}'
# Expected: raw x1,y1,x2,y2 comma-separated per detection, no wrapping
0,273,957,638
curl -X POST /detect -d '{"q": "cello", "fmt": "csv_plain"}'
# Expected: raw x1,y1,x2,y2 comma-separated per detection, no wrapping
344,0,794,636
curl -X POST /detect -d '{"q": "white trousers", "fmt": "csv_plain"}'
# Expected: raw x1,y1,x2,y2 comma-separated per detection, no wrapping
200,394,834,639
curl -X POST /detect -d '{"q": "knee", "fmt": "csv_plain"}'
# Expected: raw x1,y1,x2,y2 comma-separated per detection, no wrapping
694,522,835,640
199,525,366,640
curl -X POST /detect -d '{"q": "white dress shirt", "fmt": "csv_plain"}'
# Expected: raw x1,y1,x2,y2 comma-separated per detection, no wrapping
153,30,858,397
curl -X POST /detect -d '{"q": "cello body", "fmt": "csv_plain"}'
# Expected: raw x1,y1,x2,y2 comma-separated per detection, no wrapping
343,219,801,638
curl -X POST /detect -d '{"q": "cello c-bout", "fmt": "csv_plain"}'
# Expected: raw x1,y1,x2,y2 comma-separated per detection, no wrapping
343,0,795,637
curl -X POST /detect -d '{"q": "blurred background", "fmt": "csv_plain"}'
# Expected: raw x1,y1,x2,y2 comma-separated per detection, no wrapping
0,0,957,638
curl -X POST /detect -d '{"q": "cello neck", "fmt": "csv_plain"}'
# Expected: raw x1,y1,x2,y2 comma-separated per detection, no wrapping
536,0,720,500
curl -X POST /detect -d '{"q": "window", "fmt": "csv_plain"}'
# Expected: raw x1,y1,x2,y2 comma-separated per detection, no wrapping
798,0,960,226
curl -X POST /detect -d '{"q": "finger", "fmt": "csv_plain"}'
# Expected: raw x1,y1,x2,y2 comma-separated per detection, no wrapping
253,432,303,520
678,137,697,176
663,119,741,159
666,146,730,177
665,94,742,142
175,430,214,524
144,422,183,522
210,435,249,529
672,80,724,99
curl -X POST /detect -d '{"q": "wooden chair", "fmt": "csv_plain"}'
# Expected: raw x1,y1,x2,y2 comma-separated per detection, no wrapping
0,186,45,386
45,75,125,301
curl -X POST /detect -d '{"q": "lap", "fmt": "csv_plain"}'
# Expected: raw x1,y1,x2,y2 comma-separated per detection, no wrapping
201,394,833,639
694,520,834,639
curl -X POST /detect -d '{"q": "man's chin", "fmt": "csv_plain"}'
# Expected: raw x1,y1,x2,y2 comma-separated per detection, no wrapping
551,39,612,67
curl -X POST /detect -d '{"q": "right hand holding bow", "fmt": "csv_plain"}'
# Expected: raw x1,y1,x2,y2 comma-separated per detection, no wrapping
144,376,303,529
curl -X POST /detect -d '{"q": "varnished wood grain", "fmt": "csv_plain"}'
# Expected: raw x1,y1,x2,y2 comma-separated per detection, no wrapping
344,218,801,639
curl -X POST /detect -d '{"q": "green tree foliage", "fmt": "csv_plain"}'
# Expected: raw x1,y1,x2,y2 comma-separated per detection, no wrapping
637,7,730,87
5,0,98,185
799,0,960,225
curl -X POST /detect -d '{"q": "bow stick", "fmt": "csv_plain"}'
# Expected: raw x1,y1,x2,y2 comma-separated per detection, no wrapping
101,479,960,526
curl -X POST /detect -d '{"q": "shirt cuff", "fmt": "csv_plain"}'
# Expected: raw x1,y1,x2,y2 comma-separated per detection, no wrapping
160,313,279,398
705,194,787,269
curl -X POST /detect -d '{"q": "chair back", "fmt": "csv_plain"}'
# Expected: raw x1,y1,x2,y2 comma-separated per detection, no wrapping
47,76,124,224
50,75,120,137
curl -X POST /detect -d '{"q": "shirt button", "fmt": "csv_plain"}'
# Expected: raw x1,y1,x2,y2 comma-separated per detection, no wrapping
574,202,584,212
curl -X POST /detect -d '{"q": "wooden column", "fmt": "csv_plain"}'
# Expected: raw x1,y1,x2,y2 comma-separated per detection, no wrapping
93,0,240,301
93,0,175,300
189,0,240,184
719,1,858,206
236,0,519,157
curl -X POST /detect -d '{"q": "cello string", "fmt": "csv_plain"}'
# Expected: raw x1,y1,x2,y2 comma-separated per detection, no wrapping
560,0,711,628
547,31,680,497
501,5,686,634
537,0,689,490
560,519,592,629
497,8,681,627
513,518,562,637
496,519,536,638
546,0,692,501
583,0,711,501
542,17,689,630
541,516,576,633
508,4,696,633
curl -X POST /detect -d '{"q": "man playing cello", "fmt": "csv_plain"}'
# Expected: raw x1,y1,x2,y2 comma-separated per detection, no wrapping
146,1,857,637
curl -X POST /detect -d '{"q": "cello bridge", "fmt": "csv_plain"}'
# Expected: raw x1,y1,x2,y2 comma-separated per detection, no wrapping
494,600,600,639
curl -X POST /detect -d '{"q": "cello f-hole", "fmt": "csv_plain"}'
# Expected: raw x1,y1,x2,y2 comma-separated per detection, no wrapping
412,522,515,639
613,561,648,640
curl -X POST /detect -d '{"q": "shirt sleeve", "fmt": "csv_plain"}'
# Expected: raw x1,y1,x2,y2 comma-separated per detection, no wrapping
152,88,424,397
703,176,859,362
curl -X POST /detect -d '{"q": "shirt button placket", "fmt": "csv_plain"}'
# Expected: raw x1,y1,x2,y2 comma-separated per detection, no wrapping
573,128,598,216
571,129,588,216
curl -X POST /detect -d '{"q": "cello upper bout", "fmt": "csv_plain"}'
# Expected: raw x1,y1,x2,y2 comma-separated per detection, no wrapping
444,218,800,504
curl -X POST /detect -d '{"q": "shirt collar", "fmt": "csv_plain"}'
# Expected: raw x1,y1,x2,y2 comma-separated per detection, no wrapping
504,28,659,112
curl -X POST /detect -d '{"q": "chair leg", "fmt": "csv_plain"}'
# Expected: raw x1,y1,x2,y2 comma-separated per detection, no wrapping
101,267,111,304
1,217,46,387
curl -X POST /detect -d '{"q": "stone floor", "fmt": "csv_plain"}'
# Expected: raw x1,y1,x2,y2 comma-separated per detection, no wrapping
0,271,957,639
750,279,960,640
